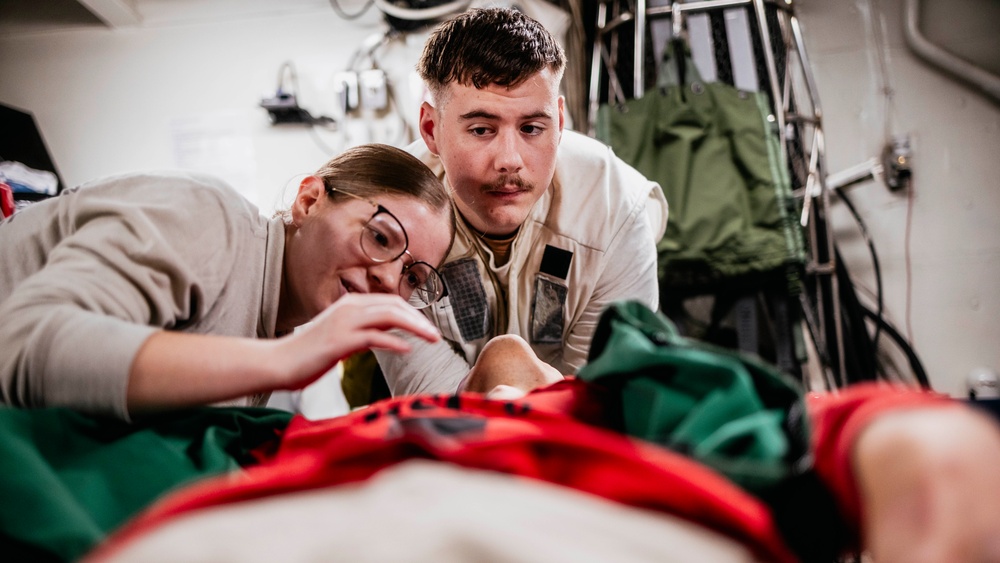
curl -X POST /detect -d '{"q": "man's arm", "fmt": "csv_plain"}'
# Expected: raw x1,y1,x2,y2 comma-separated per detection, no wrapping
853,404,1000,563
809,384,1000,562
461,334,565,399
374,329,473,396
561,203,659,373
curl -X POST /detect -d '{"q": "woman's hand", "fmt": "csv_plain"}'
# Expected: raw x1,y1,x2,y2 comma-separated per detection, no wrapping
127,294,438,415
273,293,441,390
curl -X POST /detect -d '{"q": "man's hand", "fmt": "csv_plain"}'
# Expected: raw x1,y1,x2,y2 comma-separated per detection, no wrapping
854,405,1000,562
460,334,564,400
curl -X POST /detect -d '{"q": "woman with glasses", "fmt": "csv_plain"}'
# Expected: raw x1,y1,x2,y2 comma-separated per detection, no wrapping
0,144,454,421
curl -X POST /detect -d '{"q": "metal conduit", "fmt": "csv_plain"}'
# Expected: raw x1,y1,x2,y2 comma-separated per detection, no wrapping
903,0,1000,105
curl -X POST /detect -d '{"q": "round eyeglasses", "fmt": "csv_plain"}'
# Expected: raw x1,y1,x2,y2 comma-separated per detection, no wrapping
327,186,445,309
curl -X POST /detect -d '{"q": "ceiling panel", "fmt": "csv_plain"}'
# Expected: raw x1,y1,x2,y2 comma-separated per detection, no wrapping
0,0,351,35
0,0,105,36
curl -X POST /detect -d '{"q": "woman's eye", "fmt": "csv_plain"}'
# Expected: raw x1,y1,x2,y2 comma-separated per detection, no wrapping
403,270,422,289
371,228,391,249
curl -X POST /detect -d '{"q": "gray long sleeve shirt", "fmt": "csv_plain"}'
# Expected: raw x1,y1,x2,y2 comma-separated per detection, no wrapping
0,171,285,419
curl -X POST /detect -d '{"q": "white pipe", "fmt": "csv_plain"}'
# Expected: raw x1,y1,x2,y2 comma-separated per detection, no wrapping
903,0,1000,104
373,0,471,21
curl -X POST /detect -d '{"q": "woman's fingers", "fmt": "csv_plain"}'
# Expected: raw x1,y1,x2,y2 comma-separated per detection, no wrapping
325,293,440,342
278,294,440,389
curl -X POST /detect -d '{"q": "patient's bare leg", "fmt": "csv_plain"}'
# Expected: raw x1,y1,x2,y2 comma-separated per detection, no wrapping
854,405,1000,563
461,335,565,399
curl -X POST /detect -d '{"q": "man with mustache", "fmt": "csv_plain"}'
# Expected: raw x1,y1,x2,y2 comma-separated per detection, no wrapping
374,7,668,397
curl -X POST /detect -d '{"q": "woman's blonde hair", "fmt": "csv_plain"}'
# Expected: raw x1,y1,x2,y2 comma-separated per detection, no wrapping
277,144,453,232
314,144,451,210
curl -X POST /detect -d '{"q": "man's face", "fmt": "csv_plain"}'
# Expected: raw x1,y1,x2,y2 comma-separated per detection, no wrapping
419,67,564,237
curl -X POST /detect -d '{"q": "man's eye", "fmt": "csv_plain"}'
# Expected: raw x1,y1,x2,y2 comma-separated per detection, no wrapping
470,127,490,136
522,124,544,135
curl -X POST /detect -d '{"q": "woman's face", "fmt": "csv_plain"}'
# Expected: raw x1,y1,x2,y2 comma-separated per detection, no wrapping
281,177,452,328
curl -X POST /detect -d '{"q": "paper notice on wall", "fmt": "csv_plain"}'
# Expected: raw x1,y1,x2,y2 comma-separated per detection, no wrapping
170,109,258,206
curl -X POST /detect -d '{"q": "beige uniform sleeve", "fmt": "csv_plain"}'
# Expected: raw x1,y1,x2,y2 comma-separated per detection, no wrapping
374,330,472,396
0,175,237,419
559,186,662,373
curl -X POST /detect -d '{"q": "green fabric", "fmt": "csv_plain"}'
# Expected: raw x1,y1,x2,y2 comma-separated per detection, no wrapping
595,40,804,290
578,300,808,493
0,406,292,561
341,350,391,408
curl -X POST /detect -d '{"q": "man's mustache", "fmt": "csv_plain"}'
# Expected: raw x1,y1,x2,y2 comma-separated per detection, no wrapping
483,175,531,192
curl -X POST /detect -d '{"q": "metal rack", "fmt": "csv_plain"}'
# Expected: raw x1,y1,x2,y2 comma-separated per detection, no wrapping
587,0,848,389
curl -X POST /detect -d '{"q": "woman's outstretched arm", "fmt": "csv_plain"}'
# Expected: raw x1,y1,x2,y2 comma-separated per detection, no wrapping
128,293,440,415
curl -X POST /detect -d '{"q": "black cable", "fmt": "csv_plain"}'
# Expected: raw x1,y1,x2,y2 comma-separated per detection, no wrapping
386,82,413,146
300,108,337,129
267,61,339,130
833,245,880,384
834,186,884,350
858,301,931,388
329,0,375,20
277,61,300,98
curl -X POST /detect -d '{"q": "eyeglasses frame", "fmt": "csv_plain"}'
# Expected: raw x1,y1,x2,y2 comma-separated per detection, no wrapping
323,183,445,307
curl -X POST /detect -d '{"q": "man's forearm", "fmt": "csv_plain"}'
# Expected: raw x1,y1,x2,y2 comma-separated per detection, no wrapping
375,331,472,396
853,405,1000,563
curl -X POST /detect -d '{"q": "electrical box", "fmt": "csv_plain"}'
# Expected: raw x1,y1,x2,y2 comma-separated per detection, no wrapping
259,91,305,124
359,69,389,111
335,71,360,114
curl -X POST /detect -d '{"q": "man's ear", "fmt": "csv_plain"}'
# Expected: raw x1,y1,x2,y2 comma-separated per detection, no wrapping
557,95,566,133
290,175,325,225
418,101,440,155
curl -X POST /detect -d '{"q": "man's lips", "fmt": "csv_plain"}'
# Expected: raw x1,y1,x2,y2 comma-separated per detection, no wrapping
485,185,530,196
485,175,531,195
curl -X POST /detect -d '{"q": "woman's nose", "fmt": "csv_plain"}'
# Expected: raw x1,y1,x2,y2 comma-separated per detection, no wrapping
367,260,402,295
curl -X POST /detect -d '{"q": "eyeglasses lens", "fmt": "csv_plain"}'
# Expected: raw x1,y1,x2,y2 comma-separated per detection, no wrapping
359,208,444,309
360,213,407,262
402,263,443,309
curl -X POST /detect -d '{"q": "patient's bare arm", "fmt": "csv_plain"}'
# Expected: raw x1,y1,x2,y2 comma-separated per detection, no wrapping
460,335,565,400
853,405,1000,563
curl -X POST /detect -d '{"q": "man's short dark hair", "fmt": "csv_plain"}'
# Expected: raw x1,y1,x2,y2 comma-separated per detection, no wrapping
417,7,566,101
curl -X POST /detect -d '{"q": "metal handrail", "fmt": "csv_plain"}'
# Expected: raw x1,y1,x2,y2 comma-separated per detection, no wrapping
597,0,793,36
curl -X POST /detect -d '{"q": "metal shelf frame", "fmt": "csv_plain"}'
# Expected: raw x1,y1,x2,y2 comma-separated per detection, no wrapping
588,0,848,389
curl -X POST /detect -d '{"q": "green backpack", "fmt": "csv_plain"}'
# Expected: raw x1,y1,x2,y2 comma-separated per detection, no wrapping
596,40,804,291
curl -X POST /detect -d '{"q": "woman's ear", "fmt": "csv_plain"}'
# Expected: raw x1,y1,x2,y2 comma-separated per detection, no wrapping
290,175,325,225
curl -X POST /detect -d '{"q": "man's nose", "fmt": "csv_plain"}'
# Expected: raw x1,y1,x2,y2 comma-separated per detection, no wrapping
493,130,525,174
